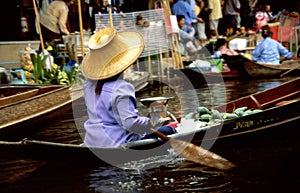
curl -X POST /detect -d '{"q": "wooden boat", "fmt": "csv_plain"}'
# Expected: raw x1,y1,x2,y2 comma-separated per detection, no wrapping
1,78,300,165
221,54,251,76
243,58,300,78
223,54,300,78
169,67,242,89
0,84,84,140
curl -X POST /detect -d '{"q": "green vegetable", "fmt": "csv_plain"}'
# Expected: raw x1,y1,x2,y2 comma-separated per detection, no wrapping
197,106,210,115
200,114,212,122
222,113,239,120
234,106,248,116
252,109,263,114
211,109,222,119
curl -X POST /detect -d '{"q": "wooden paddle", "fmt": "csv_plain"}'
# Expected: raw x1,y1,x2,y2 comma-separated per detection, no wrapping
150,128,236,170
280,63,300,77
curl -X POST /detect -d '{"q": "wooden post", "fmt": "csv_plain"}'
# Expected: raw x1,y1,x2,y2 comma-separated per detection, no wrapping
77,0,85,57
108,1,113,27
147,31,153,85
32,0,45,55
161,0,183,69
32,0,53,68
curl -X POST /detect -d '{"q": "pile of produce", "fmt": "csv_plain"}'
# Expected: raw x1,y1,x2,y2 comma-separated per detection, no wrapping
20,46,79,86
184,106,263,126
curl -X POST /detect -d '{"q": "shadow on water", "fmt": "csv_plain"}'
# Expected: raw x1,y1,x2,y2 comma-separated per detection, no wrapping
1,76,300,193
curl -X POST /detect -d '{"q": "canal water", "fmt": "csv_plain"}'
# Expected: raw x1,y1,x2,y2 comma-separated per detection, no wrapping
1,76,300,193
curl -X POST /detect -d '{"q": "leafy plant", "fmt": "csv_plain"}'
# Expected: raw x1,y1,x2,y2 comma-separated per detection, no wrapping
30,53,48,84
27,53,81,86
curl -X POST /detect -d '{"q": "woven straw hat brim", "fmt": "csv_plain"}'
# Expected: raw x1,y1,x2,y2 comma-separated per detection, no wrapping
82,29,144,80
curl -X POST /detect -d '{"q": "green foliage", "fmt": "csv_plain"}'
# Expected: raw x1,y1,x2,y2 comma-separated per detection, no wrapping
29,53,83,86
30,53,48,84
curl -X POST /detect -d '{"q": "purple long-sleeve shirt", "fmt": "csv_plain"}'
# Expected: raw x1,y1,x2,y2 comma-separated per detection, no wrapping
83,78,151,148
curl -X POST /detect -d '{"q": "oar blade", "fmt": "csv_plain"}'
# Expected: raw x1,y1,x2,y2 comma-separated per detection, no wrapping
170,139,236,170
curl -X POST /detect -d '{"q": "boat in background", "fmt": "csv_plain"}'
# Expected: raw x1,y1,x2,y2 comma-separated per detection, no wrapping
223,54,300,78
169,67,241,88
243,58,300,78
169,57,243,88
0,84,84,140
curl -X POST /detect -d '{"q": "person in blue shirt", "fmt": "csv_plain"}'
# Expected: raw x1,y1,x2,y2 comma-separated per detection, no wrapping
176,15,202,56
252,25,293,64
172,0,198,26
81,27,176,148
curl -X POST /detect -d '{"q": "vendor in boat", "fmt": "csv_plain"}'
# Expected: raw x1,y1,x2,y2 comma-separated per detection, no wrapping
81,27,176,148
251,25,294,64
214,38,239,71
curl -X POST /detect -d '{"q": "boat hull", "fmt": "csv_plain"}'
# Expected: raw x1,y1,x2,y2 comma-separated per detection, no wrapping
0,85,84,140
169,68,241,88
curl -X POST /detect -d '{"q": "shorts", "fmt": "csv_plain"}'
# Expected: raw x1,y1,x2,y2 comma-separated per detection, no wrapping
209,19,219,30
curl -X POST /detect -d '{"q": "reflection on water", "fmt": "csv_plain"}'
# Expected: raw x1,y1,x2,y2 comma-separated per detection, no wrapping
89,161,236,193
1,76,299,193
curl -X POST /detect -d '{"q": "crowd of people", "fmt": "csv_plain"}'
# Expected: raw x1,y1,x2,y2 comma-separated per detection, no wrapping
169,0,299,65
39,0,299,65
170,0,290,44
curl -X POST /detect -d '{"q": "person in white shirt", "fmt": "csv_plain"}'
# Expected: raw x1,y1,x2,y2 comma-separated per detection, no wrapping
39,0,73,44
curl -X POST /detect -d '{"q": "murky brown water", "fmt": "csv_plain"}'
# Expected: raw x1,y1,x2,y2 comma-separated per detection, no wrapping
1,76,300,193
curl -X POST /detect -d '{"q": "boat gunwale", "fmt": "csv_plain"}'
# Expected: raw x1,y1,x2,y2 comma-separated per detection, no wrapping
0,85,70,109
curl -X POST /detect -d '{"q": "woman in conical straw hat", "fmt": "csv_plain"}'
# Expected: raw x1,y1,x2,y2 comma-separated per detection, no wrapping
82,27,176,148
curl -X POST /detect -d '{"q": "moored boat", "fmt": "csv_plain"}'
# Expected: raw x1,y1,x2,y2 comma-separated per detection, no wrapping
243,58,300,78
1,78,300,165
169,61,242,88
0,84,84,140
223,54,300,78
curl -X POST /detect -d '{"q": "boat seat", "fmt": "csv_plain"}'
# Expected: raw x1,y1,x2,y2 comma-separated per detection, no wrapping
250,90,300,109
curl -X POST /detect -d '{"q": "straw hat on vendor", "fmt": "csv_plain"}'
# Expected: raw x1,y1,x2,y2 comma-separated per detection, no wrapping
82,27,144,80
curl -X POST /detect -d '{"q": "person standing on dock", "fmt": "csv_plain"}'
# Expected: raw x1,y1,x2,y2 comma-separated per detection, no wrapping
39,0,73,44
81,28,176,148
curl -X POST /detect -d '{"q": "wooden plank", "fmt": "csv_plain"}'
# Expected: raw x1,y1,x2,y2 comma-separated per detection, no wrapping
255,90,300,109
0,89,39,107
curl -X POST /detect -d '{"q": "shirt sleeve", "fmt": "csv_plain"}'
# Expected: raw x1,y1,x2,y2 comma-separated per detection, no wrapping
113,82,152,134
277,42,293,59
57,7,70,35
251,44,262,61
180,25,195,40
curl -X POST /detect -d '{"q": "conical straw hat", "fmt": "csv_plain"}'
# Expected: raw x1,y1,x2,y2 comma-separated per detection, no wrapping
82,27,144,80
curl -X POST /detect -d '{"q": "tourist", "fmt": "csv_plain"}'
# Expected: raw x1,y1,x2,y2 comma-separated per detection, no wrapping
255,4,273,30
207,0,223,38
82,27,176,148
222,0,241,35
195,0,209,44
176,15,201,55
252,25,294,64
